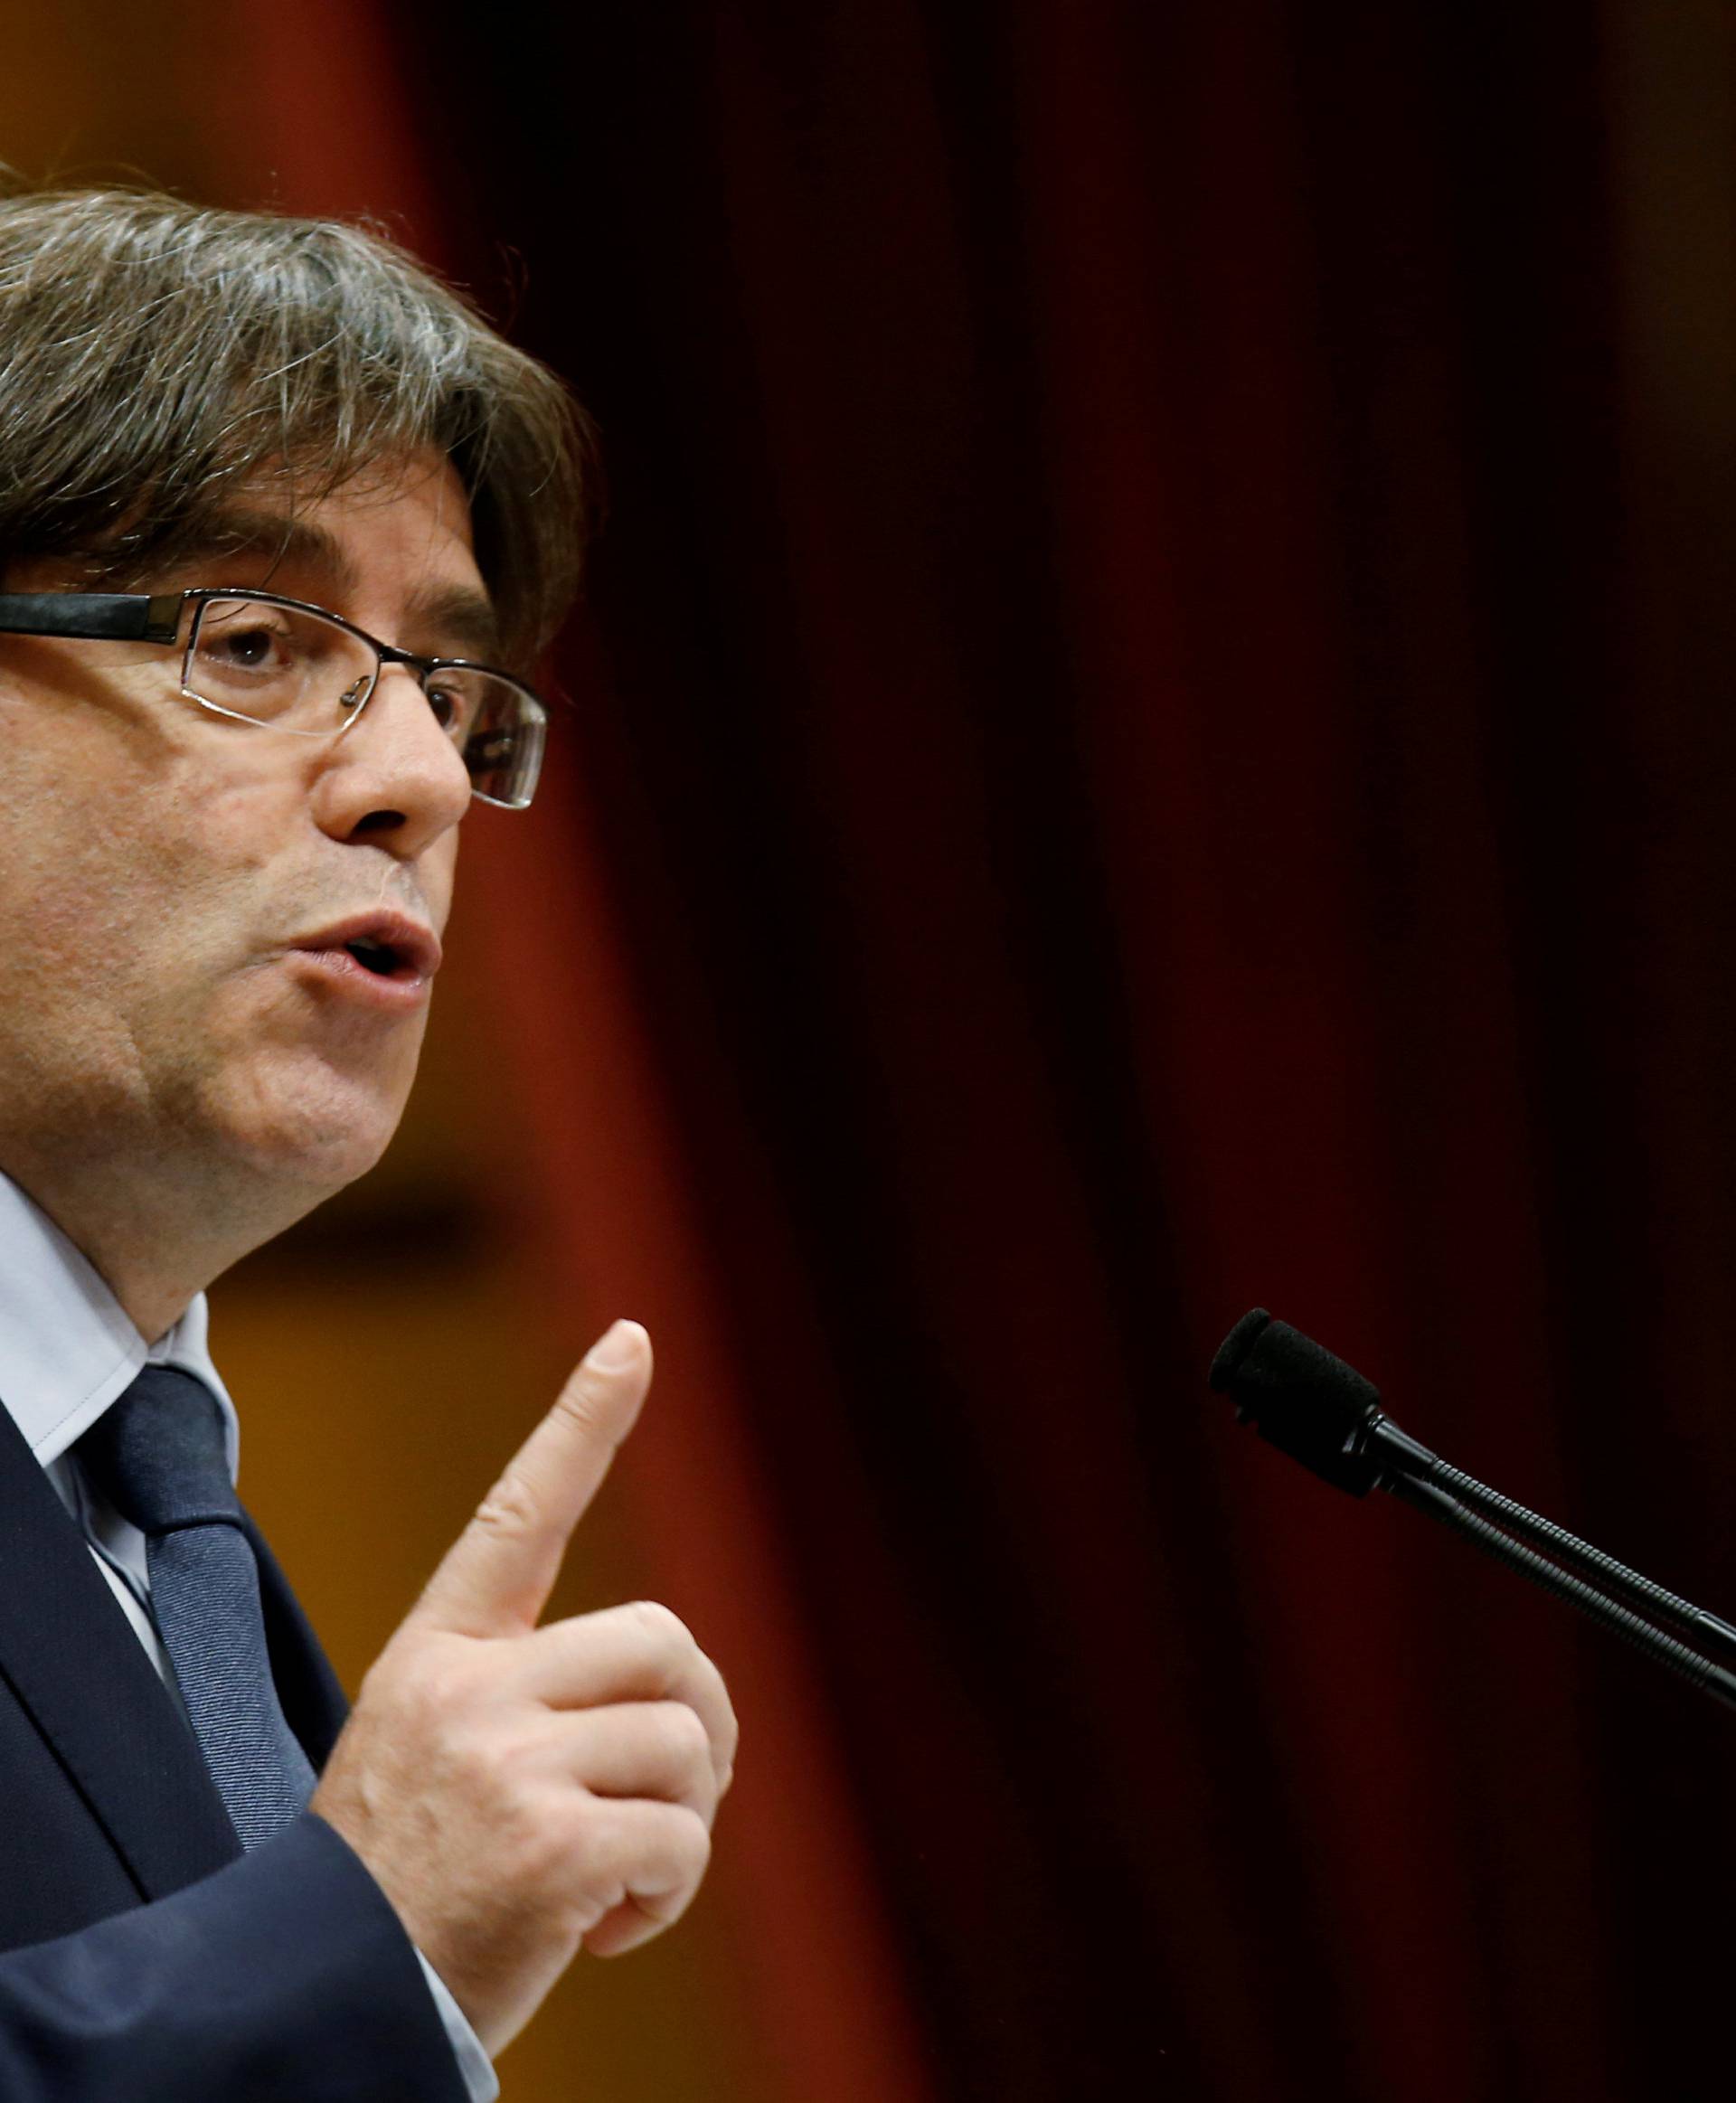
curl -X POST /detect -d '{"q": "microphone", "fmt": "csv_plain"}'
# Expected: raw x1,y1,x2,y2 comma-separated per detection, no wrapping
1208,1307,1439,1496
1210,1309,1736,1710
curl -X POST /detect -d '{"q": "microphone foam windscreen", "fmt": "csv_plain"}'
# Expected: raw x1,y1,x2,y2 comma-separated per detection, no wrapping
1209,1311,1384,1497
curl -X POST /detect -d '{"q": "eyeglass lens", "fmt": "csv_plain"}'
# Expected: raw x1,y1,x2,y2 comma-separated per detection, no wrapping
180,596,544,808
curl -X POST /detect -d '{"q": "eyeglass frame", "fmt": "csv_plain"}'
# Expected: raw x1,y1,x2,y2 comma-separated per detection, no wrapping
0,585,550,810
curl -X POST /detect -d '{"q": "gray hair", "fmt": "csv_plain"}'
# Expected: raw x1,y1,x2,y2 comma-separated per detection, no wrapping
0,178,595,662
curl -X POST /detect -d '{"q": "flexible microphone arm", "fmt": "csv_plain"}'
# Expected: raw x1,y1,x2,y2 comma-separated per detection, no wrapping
1209,1308,1736,1712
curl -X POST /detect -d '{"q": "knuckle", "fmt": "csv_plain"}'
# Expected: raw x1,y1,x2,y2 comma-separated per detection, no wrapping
562,1806,631,1897
514,1793,591,1891
364,1636,471,1723
675,1807,713,1881
403,1672,466,1738
476,1725,543,1791
470,1469,543,1545
627,1598,691,1653
552,1374,624,1443
664,1702,712,1766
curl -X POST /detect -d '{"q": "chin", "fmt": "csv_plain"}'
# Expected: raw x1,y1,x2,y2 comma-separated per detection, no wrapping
211,1066,411,1198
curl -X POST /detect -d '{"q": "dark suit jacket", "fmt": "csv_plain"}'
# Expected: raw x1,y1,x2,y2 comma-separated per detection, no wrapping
0,1399,469,2099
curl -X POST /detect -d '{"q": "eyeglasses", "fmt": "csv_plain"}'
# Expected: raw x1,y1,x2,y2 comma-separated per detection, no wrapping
0,587,548,809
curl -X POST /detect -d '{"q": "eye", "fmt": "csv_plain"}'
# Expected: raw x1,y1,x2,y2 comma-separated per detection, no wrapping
425,675,481,738
198,615,293,675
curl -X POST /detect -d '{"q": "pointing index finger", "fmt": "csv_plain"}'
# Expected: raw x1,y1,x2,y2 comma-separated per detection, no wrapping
410,1320,652,1637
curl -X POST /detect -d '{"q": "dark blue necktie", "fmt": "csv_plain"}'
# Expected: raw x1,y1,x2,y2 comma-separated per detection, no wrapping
76,1363,316,1852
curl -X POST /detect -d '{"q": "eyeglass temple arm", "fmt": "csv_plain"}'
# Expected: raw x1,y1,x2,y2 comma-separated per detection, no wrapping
0,593,183,644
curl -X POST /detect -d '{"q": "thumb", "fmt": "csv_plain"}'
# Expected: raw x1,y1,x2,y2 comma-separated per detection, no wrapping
408,1320,652,1638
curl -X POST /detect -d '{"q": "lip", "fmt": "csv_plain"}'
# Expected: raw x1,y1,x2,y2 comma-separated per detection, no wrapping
286,911,443,1009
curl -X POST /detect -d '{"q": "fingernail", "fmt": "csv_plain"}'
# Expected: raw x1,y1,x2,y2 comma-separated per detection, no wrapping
585,1318,644,1371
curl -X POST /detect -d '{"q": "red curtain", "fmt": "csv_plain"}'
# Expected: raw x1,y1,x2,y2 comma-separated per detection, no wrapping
234,1,1736,2095
208,3,929,2098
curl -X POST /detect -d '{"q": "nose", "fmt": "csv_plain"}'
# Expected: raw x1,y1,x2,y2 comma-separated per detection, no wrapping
307,662,473,854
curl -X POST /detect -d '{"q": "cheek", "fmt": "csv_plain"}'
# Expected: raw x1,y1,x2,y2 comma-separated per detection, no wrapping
19,815,225,957
0,767,295,1025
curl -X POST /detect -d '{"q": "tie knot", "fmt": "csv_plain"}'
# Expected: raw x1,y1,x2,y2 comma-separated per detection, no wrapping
76,1364,238,1535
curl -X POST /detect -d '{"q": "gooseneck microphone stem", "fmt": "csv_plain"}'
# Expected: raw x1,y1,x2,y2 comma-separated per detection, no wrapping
1210,1308,1736,1715
1384,1474,1736,1711
1363,1416,1736,1668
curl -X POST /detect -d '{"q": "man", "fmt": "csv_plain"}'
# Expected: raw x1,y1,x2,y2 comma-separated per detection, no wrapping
0,183,736,2098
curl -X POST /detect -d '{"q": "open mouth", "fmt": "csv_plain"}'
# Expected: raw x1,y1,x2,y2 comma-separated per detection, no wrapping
291,915,441,989
344,937,404,977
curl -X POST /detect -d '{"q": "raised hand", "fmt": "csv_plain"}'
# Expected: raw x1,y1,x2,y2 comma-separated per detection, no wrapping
309,1321,736,2056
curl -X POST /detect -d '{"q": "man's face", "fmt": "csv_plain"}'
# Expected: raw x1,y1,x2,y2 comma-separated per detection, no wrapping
0,452,484,1218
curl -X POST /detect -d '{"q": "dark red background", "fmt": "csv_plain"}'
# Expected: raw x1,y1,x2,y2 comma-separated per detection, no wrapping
371,5,1736,2096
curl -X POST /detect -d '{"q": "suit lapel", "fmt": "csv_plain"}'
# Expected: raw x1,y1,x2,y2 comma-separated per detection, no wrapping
245,1512,350,1770
0,1399,241,1899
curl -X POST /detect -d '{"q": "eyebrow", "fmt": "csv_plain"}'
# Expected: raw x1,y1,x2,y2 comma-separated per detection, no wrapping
402,581,504,665
137,506,505,665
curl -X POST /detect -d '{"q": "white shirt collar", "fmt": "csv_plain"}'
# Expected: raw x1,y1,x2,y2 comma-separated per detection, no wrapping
0,1172,239,1478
